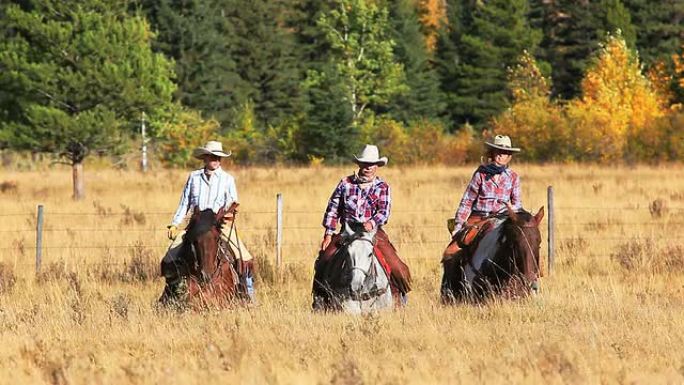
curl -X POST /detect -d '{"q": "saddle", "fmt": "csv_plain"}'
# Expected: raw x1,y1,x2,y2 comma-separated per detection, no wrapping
442,216,496,263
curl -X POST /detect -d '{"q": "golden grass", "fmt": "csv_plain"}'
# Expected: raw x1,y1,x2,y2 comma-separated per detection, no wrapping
1,163,684,384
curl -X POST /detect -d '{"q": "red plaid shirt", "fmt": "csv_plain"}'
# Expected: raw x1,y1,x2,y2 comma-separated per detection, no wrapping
453,167,522,232
322,175,391,235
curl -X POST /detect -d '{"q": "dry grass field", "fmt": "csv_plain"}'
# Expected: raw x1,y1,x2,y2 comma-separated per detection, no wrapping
1,162,683,384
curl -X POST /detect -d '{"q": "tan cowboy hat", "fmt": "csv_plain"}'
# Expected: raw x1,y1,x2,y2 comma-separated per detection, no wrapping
192,140,232,159
485,135,521,152
354,144,388,166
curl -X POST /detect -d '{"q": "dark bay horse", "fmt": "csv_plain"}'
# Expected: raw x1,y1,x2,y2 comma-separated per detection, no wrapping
159,207,243,308
441,206,544,303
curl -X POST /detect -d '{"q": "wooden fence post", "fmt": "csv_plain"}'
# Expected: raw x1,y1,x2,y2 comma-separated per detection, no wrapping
276,193,283,271
547,186,555,275
36,204,44,274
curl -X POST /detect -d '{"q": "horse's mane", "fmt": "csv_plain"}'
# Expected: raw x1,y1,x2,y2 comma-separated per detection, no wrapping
185,209,222,240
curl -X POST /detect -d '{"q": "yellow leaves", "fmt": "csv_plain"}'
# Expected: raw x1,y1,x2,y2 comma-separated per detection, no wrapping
567,34,665,161
156,107,220,167
508,50,550,103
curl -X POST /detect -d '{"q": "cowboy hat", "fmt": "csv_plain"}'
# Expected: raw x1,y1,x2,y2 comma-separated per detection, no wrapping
485,135,521,152
354,144,388,166
192,141,232,159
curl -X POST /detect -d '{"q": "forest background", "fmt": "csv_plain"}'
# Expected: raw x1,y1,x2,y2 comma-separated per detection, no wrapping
1,0,683,187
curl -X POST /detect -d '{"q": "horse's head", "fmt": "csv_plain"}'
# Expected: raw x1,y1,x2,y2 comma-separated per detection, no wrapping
339,225,377,295
183,207,226,283
502,205,544,285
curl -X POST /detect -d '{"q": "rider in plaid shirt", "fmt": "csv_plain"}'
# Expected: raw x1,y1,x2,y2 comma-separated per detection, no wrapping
313,145,411,310
445,135,522,257
452,166,521,234
321,176,391,235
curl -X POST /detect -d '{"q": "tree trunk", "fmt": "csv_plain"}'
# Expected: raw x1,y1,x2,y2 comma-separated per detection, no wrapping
72,161,85,201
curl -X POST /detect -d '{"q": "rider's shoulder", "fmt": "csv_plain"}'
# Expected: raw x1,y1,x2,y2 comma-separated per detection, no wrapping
505,168,519,178
189,169,205,177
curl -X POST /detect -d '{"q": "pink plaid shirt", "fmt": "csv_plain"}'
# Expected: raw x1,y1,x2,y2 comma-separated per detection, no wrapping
322,175,391,235
453,167,522,232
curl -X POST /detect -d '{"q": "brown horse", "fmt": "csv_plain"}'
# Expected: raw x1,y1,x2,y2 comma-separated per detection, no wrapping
160,207,243,308
441,206,544,303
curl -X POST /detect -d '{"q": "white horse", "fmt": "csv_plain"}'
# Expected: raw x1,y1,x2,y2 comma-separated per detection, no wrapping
337,226,393,314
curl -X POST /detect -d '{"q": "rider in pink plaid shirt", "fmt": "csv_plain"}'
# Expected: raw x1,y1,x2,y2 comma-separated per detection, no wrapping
453,167,521,234
322,176,391,235
451,135,523,236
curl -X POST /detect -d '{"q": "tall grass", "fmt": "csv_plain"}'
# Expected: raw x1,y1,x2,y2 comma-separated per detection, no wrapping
0,163,683,384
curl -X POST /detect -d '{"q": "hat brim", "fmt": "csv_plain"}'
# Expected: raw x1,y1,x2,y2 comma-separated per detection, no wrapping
354,156,388,167
485,142,521,152
192,148,232,159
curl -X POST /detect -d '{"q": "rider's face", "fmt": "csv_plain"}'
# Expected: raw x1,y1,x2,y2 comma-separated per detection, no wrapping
492,151,513,166
357,162,378,179
203,154,222,171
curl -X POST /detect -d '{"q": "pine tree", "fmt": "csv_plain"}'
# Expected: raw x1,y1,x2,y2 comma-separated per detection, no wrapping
222,0,303,130
623,0,684,66
139,0,238,125
0,0,175,199
438,0,541,127
534,0,636,100
386,0,446,123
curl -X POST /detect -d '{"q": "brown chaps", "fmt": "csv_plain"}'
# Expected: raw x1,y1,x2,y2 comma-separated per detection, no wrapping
312,228,411,307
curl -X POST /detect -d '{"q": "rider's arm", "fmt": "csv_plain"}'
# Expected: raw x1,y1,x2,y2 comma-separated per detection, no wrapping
171,174,192,226
370,183,391,229
226,173,238,204
322,180,344,235
453,172,481,234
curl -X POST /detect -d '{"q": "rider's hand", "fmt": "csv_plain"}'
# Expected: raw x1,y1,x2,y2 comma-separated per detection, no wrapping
363,221,374,232
167,224,179,240
320,234,332,251
223,212,235,221
451,223,463,239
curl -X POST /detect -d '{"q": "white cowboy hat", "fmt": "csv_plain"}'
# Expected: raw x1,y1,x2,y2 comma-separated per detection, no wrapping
485,135,521,152
354,144,388,166
192,140,232,159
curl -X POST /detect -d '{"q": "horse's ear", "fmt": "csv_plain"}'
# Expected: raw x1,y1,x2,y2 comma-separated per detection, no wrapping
506,202,519,222
217,206,226,220
534,206,545,225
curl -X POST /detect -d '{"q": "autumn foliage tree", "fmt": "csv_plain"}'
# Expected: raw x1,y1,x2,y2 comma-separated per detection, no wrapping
565,33,664,161
491,51,569,161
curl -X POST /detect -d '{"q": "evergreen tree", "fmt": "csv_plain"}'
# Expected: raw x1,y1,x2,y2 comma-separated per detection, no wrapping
386,0,446,123
438,0,541,127
434,0,465,131
623,0,684,66
138,0,239,125
0,0,175,199
598,0,636,49
222,0,303,130
533,0,636,100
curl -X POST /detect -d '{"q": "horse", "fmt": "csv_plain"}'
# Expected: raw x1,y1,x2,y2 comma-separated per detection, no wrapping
441,205,544,303
314,224,394,314
159,207,243,308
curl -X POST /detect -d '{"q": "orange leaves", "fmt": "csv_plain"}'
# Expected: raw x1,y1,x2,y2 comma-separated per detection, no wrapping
417,0,446,52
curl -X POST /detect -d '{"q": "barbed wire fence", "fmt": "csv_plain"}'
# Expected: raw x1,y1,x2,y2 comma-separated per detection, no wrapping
1,186,682,274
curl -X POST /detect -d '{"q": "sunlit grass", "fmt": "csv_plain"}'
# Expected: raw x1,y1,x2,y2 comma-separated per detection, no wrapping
0,163,683,384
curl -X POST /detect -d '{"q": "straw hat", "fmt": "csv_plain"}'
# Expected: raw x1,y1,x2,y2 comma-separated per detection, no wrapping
192,141,232,159
354,144,388,166
485,135,521,152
